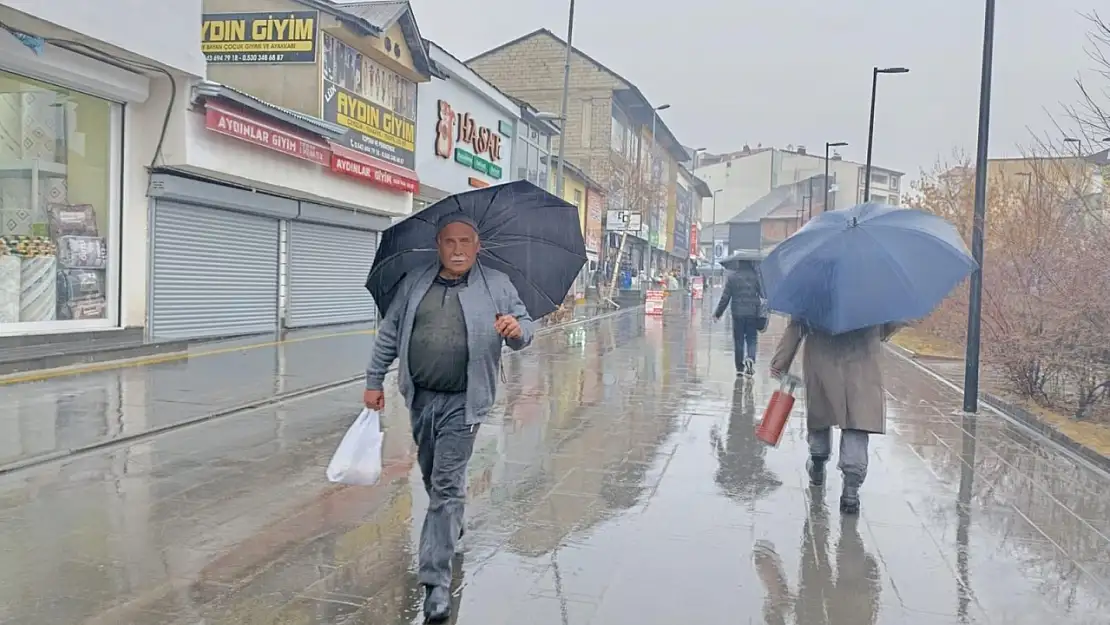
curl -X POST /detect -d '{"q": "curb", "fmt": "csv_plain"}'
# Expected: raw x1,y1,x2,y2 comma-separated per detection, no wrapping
0,306,642,476
885,344,1110,477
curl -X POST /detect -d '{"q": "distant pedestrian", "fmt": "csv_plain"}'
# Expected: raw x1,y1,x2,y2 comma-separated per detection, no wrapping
769,319,902,514
713,261,765,377
364,213,534,622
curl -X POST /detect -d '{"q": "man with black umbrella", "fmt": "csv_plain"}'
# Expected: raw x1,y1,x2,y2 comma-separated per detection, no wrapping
363,213,534,622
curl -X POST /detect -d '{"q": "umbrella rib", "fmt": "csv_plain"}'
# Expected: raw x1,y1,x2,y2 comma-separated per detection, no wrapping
479,249,560,312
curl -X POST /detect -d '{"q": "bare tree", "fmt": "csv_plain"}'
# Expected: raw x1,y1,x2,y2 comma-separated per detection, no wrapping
603,149,665,306
1065,11,1110,143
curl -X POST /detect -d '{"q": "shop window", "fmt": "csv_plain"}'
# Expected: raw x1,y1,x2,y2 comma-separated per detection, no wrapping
0,71,118,329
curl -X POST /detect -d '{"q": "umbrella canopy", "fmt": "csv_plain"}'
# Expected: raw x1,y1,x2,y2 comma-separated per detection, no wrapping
760,202,977,334
719,249,763,269
366,180,587,319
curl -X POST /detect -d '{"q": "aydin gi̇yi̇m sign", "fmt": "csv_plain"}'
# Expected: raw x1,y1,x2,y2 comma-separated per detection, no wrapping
434,100,506,180
201,11,318,64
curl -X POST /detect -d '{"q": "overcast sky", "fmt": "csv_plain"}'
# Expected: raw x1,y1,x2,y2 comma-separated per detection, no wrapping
409,0,1101,180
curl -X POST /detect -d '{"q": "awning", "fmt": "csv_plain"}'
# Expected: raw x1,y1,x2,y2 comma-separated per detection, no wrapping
328,143,419,194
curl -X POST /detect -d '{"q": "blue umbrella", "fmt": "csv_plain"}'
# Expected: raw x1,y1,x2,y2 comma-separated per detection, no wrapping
366,180,586,319
760,203,977,334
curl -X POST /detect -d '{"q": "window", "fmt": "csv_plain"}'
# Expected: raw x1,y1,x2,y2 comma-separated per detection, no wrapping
0,71,119,330
573,189,583,207
581,101,592,148
870,172,889,186
870,193,887,204
527,146,539,186
537,150,549,191
610,115,627,154
890,175,901,191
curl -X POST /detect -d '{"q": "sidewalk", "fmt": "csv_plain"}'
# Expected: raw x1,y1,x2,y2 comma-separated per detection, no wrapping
0,303,1105,624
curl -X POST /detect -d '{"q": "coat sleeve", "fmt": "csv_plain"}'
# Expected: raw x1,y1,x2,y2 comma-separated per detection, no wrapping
770,318,805,373
714,274,733,318
366,280,407,390
503,279,534,351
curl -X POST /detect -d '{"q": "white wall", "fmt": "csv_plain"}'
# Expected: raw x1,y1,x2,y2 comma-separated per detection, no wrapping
415,44,517,196
696,151,773,225
0,0,206,77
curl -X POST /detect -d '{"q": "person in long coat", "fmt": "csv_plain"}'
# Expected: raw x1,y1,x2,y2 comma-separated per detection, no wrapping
769,318,902,514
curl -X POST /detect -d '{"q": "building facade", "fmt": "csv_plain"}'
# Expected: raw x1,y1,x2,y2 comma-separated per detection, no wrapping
695,145,903,229
467,29,692,278
414,41,519,204
549,156,605,301
0,1,205,338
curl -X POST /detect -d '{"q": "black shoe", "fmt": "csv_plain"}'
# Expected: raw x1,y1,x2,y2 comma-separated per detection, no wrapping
744,359,755,377
424,585,451,622
806,457,827,486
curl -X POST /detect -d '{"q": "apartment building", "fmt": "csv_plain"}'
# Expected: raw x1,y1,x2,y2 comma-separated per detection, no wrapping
695,145,903,226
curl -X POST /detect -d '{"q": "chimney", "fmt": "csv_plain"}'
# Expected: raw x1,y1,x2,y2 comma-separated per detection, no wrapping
741,144,751,154
797,145,807,155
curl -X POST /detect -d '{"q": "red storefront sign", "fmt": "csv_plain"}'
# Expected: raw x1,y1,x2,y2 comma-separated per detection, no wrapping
205,103,330,166
329,144,419,194
689,224,700,259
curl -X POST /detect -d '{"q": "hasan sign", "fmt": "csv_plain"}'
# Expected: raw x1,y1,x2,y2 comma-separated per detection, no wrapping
434,100,506,180
201,11,318,64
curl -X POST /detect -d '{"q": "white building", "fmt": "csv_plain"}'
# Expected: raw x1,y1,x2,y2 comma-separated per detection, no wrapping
695,145,904,226
414,40,558,207
0,0,205,340
0,0,435,346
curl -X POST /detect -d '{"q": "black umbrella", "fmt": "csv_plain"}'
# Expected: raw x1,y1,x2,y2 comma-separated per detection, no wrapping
366,180,587,319
718,249,763,270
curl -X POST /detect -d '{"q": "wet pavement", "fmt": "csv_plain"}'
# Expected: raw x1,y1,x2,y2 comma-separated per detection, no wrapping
0,298,1107,624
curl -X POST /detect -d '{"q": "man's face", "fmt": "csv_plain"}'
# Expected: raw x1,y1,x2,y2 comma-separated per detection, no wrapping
437,221,479,275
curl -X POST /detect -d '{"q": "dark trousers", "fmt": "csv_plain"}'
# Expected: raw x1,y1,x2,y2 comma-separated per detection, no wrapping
410,388,479,588
732,315,760,371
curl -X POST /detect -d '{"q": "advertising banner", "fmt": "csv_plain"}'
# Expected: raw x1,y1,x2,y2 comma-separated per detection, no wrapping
201,11,318,64
605,210,641,233
322,33,417,169
204,103,329,165
585,189,604,253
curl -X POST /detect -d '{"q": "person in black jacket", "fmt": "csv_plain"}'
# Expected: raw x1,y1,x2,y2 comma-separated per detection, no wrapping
714,261,765,376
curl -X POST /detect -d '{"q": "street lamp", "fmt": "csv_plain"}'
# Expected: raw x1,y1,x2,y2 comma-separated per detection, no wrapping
554,0,577,198
711,188,724,284
824,141,848,216
963,0,996,414
1064,136,1083,156
864,66,909,202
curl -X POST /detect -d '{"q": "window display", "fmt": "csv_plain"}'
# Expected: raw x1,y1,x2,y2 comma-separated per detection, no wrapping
0,71,115,326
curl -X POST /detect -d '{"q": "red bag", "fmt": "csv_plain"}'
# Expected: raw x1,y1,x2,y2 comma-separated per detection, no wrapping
755,374,800,446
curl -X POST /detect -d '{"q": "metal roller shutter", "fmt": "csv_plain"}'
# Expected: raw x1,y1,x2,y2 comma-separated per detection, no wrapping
286,221,378,328
150,201,280,341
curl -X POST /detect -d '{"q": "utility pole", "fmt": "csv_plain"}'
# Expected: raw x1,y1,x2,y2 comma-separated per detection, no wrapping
554,0,575,198
963,0,996,414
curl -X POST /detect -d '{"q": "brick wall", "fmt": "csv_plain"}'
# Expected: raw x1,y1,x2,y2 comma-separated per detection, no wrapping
468,32,624,187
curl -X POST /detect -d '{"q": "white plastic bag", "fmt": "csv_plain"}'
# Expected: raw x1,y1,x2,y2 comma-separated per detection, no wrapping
326,409,384,485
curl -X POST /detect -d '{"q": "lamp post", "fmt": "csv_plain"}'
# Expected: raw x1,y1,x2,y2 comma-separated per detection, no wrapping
864,66,909,202
963,0,996,414
824,141,848,214
554,0,576,198
712,188,723,285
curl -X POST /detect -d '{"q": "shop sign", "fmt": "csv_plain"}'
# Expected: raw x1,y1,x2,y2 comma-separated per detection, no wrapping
435,100,504,180
322,35,417,169
689,224,699,259
585,188,604,253
468,177,490,188
331,152,418,194
205,104,329,165
605,210,641,233
201,11,318,64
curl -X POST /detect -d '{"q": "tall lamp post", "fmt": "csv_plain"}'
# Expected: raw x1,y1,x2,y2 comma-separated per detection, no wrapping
963,0,996,414
712,188,723,285
864,66,909,202
554,0,576,197
824,141,847,215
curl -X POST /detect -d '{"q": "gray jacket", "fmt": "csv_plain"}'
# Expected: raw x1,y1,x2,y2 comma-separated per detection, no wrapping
715,265,764,318
365,263,535,425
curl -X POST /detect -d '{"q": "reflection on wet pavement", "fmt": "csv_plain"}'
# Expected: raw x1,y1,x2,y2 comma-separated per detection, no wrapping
0,298,1107,624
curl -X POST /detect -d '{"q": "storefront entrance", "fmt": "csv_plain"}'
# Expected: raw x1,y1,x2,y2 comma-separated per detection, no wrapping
286,221,378,328
147,173,389,342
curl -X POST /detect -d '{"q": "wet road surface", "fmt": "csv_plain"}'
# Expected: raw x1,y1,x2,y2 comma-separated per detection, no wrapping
0,299,1107,624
